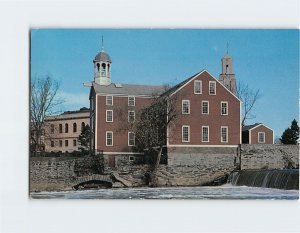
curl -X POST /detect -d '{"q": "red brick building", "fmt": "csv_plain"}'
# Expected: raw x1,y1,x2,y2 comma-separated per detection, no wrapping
89,48,241,164
242,123,274,144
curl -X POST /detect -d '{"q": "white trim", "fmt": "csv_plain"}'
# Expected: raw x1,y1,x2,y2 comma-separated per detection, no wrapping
106,110,113,122
95,93,98,152
128,110,135,123
209,81,216,95
239,101,242,144
106,95,113,106
201,126,209,142
194,80,202,94
106,131,113,146
249,129,252,144
248,123,274,133
221,101,228,115
170,70,241,102
221,126,228,143
182,125,190,142
103,152,144,155
97,93,157,98
128,96,136,106
168,144,238,148
128,132,135,146
202,100,209,115
258,132,265,143
182,100,190,114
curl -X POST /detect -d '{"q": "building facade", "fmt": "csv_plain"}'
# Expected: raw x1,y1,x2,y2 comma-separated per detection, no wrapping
89,47,241,164
44,107,90,152
242,123,274,144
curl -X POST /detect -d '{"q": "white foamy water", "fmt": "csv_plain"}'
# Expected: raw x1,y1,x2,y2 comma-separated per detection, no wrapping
30,184,299,200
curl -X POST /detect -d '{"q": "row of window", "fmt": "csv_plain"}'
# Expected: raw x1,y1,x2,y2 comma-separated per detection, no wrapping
105,131,135,146
50,139,77,147
51,122,86,134
106,96,135,106
182,100,228,115
194,80,216,95
106,110,135,123
182,125,228,143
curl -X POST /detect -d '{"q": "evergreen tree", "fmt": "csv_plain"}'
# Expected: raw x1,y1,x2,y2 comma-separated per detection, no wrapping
281,119,299,144
78,124,91,153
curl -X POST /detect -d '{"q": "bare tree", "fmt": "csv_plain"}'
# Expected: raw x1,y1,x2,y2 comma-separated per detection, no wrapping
30,76,63,156
237,82,261,127
134,90,180,168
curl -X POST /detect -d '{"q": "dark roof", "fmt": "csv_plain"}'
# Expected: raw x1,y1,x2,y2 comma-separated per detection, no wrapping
62,107,90,115
242,123,262,131
161,71,201,97
94,50,112,63
93,82,165,96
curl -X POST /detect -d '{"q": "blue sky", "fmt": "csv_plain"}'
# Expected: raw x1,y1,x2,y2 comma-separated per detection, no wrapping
30,29,299,138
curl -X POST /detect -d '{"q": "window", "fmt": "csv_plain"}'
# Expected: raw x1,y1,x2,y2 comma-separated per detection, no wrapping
50,124,54,134
258,132,265,143
73,123,77,133
128,111,135,122
51,141,54,147
128,132,135,146
202,126,209,142
221,127,228,143
202,101,209,114
65,140,68,147
221,102,228,115
129,156,135,161
59,124,62,133
182,100,190,114
65,123,68,133
128,96,135,106
59,140,62,147
182,125,190,142
73,139,77,146
106,131,113,146
209,81,216,95
106,96,113,106
81,122,85,131
106,110,113,122
101,63,106,76
194,80,202,94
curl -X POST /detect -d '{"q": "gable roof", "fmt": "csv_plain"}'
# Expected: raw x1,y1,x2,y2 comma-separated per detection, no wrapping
164,69,241,102
92,82,165,96
242,123,262,132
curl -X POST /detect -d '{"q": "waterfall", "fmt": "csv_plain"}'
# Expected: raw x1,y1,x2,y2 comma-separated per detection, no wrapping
228,169,299,190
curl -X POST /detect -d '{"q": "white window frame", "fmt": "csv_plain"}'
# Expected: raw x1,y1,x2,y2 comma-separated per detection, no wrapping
202,126,209,142
209,81,216,95
128,96,135,106
221,126,228,143
106,110,113,122
221,101,228,115
182,100,190,114
128,132,135,146
128,110,135,123
106,95,113,106
182,125,190,142
258,132,265,143
106,131,113,146
194,80,202,94
202,101,209,115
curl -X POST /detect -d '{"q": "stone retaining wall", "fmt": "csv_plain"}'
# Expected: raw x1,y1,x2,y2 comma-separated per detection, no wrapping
30,145,299,191
241,144,299,170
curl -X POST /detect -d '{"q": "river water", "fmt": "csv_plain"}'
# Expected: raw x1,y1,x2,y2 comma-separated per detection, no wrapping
30,184,299,200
